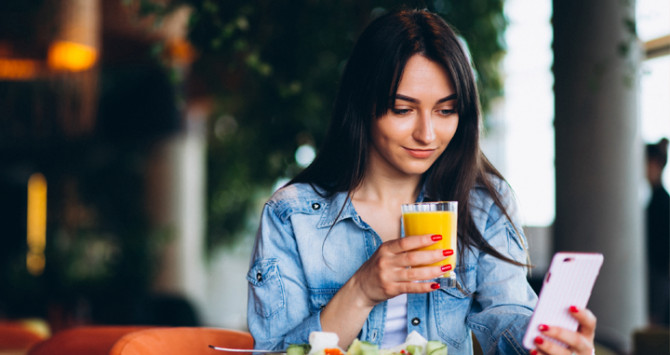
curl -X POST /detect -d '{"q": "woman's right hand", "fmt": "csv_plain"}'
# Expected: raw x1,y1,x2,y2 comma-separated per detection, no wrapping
350,233,451,307
320,233,449,347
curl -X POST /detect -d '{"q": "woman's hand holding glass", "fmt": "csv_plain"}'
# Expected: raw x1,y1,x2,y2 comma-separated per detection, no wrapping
530,306,597,355
351,233,453,307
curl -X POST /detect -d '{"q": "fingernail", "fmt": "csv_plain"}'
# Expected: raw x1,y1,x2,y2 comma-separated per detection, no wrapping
441,264,452,272
443,249,454,256
534,336,544,345
431,234,442,241
530,350,538,355
569,305,579,313
430,283,440,289
538,324,549,331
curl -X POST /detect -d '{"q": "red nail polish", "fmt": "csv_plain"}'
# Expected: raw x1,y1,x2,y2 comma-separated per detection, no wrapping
430,283,440,289
530,350,538,355
441,264,452,272
538,324,549,331
443,249,454,256
534,336,544,345
569,305,579,313
431,234,442,241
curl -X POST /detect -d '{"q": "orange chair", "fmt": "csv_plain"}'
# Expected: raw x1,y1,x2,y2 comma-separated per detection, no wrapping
109,327,254,355
0,320,49,354
27,326,152,355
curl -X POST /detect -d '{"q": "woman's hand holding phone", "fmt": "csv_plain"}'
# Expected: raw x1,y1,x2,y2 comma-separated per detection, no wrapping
529,305,597,355
523,252,603,355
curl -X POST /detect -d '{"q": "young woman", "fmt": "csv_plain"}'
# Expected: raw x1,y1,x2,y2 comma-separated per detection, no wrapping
247,9,597,355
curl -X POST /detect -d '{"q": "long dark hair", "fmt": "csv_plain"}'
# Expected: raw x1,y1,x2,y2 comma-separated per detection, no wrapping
290,8,527,267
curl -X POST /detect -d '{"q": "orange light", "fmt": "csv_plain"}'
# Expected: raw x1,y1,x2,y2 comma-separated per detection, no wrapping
167,39,196,66
27,173,47,276
0,58,40,80
47,40,97,72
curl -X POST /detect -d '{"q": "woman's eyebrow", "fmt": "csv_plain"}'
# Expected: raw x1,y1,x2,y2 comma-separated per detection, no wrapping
394,93,457,104
437,93,457,103
395,94,419,103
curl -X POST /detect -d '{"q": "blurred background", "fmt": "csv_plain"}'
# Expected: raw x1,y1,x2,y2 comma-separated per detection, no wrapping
0,0,668,354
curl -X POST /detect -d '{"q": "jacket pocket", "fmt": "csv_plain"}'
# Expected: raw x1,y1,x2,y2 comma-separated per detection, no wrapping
247,258,285,318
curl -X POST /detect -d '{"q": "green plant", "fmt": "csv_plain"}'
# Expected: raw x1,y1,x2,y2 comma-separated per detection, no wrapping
132,0,507,250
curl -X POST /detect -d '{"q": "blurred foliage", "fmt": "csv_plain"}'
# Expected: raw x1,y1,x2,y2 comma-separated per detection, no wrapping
135,0,507,250
0,0,178,323
0,141,170,321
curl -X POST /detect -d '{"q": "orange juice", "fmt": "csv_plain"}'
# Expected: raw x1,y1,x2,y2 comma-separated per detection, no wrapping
402,209,457,278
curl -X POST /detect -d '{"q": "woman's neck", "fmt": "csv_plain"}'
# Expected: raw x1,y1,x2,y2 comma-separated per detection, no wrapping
352,171,422,206
351,172,422,242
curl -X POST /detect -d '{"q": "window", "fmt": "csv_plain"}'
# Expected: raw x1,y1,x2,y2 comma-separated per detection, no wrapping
638,0,670,189
491,0,554,227
497,0,670,227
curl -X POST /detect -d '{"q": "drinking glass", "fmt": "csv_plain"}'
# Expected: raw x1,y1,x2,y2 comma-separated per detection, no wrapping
401,201,458,288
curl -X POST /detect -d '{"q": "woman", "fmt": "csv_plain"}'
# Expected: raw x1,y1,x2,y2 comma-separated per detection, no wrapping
247,9,596,355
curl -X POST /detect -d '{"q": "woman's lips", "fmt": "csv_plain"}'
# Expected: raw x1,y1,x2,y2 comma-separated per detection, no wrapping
405,148,435,159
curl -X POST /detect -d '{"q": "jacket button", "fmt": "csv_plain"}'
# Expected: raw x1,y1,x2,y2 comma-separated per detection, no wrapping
256,272,263,282
312,203,321,210
411,317,421,326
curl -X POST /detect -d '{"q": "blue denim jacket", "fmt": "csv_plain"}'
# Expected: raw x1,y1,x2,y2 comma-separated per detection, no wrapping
247,178,537,354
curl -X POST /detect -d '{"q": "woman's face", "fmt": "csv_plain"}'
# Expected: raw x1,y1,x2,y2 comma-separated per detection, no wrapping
368,54,459,179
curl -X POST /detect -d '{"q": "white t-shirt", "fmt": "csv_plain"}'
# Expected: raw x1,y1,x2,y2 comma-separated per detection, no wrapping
381,293,408,348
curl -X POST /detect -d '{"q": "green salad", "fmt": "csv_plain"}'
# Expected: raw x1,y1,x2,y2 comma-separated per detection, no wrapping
287,331,447,355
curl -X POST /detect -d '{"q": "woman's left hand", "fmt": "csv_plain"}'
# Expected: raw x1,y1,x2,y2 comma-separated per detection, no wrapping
530,306,597,355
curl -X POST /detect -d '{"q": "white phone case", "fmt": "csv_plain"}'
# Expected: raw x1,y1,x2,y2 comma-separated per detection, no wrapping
522,252,604,349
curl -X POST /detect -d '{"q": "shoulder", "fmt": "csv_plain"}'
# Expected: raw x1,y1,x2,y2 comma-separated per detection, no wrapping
264,183,337,223
469,174,522,232
467,175,529,263
470,174,515,212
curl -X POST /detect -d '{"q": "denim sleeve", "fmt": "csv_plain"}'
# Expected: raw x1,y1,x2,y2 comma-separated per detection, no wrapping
247,202,322,350
466,189,538,354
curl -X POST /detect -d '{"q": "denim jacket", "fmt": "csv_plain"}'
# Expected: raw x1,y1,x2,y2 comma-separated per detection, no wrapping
247,178,537,355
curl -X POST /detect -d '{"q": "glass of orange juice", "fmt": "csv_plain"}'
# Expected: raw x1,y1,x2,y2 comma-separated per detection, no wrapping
401,201,457,288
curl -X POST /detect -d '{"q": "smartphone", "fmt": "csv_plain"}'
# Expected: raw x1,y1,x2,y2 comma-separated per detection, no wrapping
522,252,604,349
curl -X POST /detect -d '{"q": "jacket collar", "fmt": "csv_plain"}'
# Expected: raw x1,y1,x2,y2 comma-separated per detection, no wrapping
316,190,360,229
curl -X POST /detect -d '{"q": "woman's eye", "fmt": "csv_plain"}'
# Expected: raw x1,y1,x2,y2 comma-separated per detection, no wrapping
438,109,456,116
391,108,411,115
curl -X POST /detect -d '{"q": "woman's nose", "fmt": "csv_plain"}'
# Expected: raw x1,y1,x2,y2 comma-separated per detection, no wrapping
412,111,436,144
